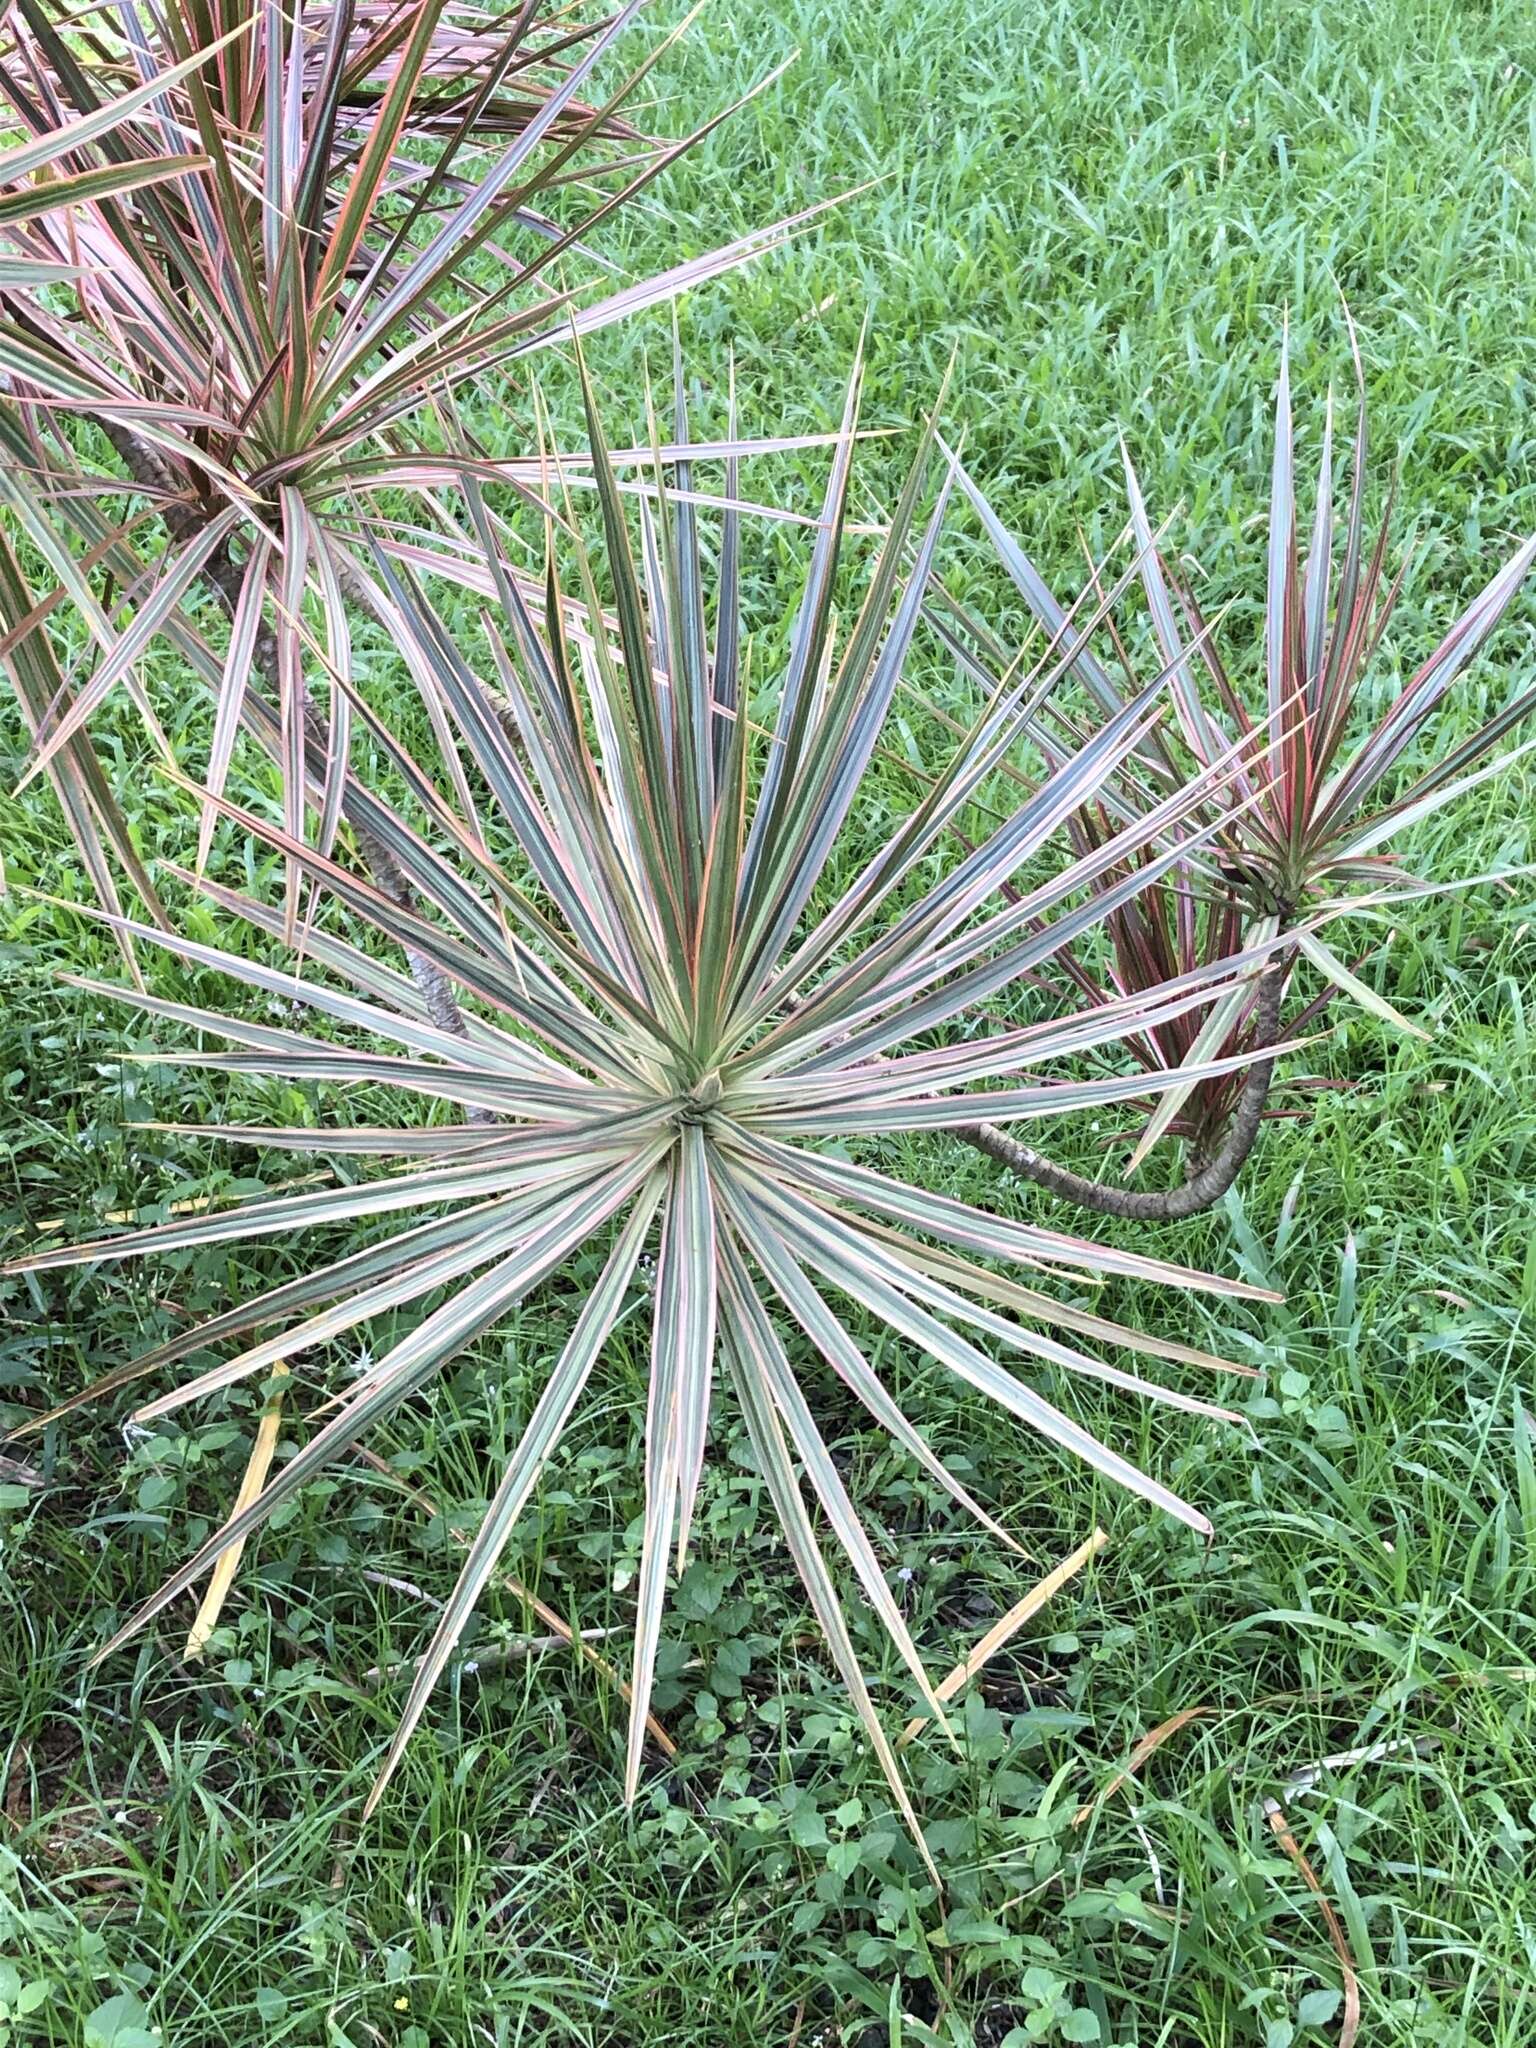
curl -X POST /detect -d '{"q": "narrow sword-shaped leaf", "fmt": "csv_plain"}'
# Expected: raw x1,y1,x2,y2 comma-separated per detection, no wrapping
718,1268,942,1888
0,155,210,228
363,1173,664,1815
715,1228,954,1736
1292,928,1428,1040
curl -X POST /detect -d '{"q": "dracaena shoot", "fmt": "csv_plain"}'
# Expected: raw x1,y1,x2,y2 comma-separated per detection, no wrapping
940,328,1536,1211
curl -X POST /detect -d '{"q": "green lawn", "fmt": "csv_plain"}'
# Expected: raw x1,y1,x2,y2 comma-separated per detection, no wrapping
5,1,1536,2043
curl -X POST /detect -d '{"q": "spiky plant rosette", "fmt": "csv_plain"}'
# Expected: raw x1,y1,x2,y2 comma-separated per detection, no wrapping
936,332,1536,1175
9,366,1285,1851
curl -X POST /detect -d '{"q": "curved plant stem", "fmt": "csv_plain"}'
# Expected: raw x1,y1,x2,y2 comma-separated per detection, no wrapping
955,955,1289,1220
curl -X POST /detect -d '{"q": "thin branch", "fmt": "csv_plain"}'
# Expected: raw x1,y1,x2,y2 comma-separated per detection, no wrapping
362,1625,622,1689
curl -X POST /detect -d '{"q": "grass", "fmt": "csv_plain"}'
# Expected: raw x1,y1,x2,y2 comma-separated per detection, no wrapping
5,0,1536,2041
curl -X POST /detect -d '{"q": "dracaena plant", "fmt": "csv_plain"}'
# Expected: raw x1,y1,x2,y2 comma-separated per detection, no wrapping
0,0,806,978
7,365,1280,1853
941,333,1536,1213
